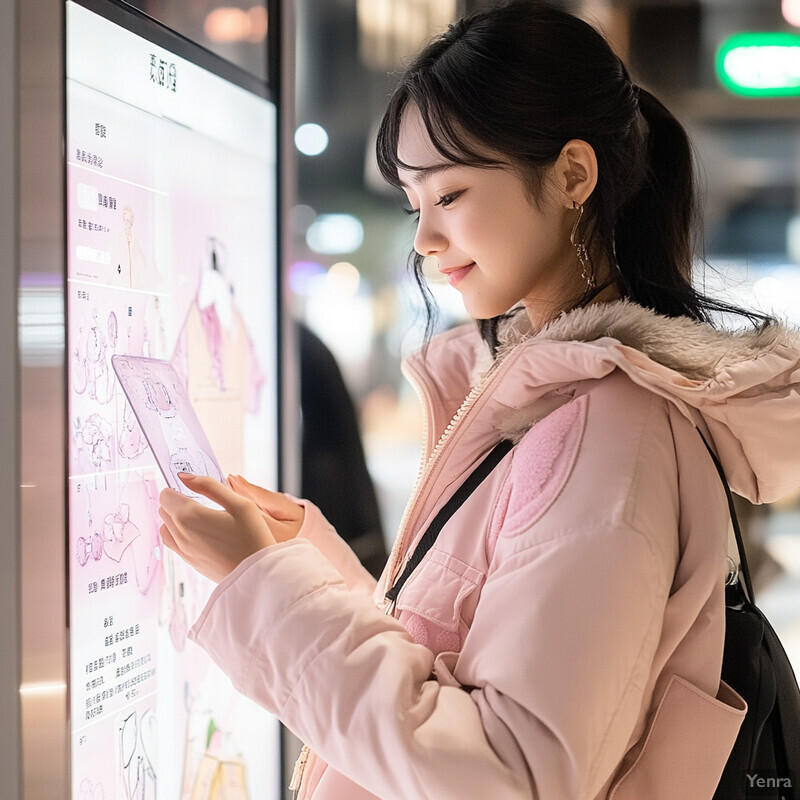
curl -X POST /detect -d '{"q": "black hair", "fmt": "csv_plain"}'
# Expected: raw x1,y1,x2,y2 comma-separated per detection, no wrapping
376,0,768,349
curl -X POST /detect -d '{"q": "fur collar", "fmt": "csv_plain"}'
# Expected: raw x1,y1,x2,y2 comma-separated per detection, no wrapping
491,300,792,382
467,300,798,445
446,300,800,502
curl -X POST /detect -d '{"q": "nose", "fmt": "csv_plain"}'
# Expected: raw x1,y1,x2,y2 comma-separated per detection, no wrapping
413,210,447,258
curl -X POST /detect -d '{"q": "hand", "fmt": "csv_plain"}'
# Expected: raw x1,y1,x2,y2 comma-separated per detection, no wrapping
159,473,277,583
227,474,305,543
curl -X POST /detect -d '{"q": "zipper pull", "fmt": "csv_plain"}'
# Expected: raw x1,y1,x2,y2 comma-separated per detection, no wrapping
288,744,311,797
382,595,397,616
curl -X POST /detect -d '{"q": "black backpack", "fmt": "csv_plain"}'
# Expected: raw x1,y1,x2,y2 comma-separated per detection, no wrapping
702,434,800,800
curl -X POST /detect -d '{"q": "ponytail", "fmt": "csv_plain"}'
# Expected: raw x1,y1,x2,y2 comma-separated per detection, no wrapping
614,88,703,320
613,88,770,327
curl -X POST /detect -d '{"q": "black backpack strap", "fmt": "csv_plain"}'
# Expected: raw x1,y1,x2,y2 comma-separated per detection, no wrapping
695,428,755,603
384,430,750,606
385,439,514,605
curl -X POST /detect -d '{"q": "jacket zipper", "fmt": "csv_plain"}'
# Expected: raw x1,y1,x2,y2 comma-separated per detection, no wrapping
381,349,515,609
288,364,497,791
289,345,521,792
288,744,311,798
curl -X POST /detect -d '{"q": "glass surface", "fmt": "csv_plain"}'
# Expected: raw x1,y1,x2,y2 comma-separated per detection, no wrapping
125,0,269,82
66,2,280,797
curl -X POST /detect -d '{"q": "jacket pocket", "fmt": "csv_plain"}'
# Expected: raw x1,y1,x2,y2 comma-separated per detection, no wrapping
394,549,483,654
609,676,746,800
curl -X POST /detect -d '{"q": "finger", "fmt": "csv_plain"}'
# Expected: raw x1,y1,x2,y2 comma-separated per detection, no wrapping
158,504,185,543
177,473,245,511
228,474,266,498
229,475,301,520
227,474,276,508
158,512,189,560
159,521,179,553
159,486,199,517
226,474,253,497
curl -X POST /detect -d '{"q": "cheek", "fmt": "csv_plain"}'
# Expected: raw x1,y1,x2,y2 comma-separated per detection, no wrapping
487,207,548,254
512,214,568,266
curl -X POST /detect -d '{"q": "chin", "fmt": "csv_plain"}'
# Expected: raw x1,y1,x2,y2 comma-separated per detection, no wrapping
463,297,517,321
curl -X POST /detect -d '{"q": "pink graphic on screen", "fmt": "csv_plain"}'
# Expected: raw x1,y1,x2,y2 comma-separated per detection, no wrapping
111,355,224,496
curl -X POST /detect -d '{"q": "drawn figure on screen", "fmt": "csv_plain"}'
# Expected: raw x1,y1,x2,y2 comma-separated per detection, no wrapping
115,476,162,594
120,295,168,362
181,676,249,800
173,236,264,475
143,295,168,359
109,205,157,290
73,477,161,594
159,546,211,653
118,708,157,800
76,529,104,567
141,377,221,489
118,399,149,460
108,310,118,348
72,309,116,405
159,549,189,651
102,503,141,561
191,754,248,800
74,412,114,472
78,777,106,800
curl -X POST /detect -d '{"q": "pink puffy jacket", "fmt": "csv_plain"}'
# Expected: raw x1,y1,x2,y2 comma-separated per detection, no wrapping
190,301,800,799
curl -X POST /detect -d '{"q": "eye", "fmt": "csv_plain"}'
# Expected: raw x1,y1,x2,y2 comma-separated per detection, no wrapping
434,190,464,208
403,206,420,222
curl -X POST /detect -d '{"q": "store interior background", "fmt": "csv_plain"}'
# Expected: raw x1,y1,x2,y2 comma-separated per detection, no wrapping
141,0,800,666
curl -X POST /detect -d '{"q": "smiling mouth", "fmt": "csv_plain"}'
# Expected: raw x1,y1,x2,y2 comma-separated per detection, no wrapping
442,262,475,287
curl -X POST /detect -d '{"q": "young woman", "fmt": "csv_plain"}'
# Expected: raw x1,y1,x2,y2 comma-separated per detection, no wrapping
158,2,800,798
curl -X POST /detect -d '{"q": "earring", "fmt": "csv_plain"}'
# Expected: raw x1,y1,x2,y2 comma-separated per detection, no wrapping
570,201,596,293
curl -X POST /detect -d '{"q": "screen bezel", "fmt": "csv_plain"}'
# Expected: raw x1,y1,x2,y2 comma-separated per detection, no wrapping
71,0,279,100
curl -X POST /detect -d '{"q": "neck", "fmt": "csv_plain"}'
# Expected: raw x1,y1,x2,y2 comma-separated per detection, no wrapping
524,282,621,332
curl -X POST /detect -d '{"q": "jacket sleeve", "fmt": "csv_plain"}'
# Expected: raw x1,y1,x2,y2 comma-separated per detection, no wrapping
294,497,378,596
189,514,672,800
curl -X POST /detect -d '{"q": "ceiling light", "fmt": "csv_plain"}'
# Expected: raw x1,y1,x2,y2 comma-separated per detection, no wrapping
204,6,267,43
306,214,364,254
327,262,361,297
717,33,800,96
294,123,329,156
204,8,250,43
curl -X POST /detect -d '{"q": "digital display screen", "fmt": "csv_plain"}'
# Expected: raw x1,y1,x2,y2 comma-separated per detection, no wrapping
66,2,281,797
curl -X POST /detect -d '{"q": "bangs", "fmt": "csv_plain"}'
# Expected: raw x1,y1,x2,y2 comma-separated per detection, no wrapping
375,75,504,190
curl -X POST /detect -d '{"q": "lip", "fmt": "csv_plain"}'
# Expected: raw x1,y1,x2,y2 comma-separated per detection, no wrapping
440,262,475,287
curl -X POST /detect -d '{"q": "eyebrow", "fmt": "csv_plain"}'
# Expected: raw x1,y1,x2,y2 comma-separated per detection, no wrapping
398,163,456,188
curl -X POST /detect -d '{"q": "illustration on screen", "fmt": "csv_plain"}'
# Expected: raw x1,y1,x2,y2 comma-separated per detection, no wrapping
111,355,224,498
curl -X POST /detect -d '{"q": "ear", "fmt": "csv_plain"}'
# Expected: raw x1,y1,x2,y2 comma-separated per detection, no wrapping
553,139,598,208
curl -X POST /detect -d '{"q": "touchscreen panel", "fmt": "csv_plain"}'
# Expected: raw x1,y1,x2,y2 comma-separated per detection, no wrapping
66,3,281,798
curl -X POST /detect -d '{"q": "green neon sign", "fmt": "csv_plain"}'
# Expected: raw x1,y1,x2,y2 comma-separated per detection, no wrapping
716,32,800,96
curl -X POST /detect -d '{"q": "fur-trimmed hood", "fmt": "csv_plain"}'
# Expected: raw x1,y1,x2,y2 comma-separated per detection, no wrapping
494,300,791,382
404,300,800,504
